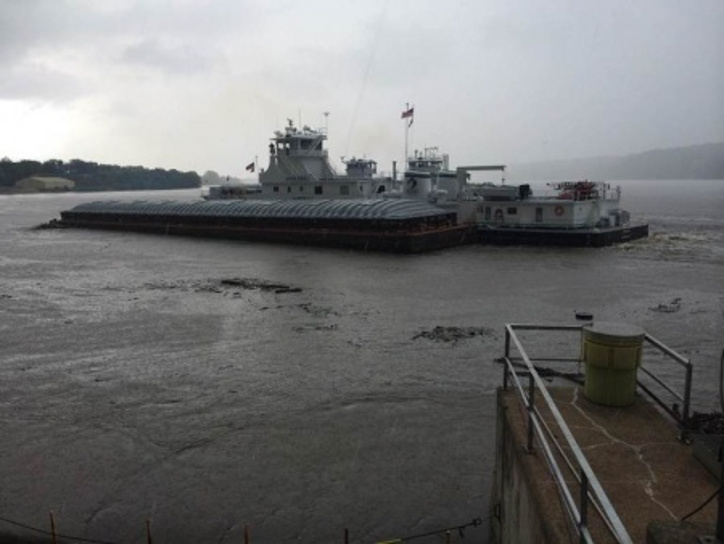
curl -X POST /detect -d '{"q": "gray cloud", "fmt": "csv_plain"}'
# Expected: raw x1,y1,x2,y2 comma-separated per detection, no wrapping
0,64,84,102
121,39,219,75
0,0,722,174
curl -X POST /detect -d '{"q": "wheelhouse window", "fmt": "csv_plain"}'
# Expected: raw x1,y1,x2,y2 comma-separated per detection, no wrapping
536,207,543,222
314,186,323,195
507,207,517,215
273,186,279,193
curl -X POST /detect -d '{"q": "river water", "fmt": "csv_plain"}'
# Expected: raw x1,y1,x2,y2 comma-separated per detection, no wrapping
0,180,722,543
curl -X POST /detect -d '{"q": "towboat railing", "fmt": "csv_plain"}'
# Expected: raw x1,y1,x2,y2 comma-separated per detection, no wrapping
501,323,693,544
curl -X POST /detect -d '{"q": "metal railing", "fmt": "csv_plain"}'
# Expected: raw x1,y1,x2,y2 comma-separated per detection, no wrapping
637,332,693,438
501,323,693,544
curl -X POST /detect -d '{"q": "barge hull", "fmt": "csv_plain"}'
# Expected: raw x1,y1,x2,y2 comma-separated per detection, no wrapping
477,223,648,247
57,219,476,254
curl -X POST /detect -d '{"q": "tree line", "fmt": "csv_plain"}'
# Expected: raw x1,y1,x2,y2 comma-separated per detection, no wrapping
0,157,201,191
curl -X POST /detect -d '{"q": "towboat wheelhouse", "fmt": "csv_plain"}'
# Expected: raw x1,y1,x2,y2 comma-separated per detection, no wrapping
258,120,387,199
403,147,459,203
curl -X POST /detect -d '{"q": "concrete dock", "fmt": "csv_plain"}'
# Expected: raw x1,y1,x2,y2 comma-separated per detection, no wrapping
490,386,719,543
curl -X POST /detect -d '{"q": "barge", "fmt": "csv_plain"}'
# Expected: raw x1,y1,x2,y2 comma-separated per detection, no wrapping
55,198,475,253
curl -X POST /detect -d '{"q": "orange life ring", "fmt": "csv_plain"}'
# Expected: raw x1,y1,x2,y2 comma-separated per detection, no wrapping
554,205,564,216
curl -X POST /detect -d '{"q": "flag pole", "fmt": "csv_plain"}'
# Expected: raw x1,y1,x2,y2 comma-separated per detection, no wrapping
404,103,410,174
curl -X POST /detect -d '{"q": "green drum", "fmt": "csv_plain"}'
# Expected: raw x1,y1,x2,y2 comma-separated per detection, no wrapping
581,322,645,407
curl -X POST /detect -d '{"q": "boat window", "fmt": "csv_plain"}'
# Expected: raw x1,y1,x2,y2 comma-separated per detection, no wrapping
340,185,349,195
536,207,543,222
314,186,323,195
273,186,279,193
485,207,491,221
507,207,517,215
287,186,291,193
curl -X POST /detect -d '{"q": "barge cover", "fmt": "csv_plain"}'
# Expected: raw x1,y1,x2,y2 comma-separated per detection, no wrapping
57,199,474,253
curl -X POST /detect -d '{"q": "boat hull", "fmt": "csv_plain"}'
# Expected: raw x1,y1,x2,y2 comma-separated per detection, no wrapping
477,223,649,247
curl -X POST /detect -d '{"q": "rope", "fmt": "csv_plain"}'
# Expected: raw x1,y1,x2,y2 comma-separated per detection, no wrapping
681,485,723,522
377,516,488,543
0,514,121,544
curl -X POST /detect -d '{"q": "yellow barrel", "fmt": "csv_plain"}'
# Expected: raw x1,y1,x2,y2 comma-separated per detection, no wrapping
581,322,644,407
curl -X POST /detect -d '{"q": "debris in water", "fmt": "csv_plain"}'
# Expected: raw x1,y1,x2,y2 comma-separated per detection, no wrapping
219,278,301,293
145,278,302,294
412,326,493,343
650,297,682,313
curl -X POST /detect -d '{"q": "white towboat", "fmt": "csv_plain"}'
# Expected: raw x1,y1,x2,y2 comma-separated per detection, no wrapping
204,120,391,201
469,179,630,229
203,116,637,235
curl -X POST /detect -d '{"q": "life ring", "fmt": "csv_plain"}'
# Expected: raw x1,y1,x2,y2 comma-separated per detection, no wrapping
554,205,564,216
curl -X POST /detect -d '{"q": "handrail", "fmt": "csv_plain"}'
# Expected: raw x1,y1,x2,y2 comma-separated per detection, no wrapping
642,333,693,438
501,322,693,543
503,323,633,543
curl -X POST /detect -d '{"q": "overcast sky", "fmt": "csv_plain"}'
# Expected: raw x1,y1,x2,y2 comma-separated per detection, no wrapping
1,0,722,177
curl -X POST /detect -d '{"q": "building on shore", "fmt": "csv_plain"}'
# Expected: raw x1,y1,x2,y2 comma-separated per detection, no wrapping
15,176,75,193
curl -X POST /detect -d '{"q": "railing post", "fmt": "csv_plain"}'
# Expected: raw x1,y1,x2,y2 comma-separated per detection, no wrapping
526,372,535,453
49,511,58,544
503,327,511,390
681,359,693,440
504,327,511,359
579,470,589,543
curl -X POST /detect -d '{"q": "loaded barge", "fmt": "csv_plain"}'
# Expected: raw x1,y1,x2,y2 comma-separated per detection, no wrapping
55,199,474,253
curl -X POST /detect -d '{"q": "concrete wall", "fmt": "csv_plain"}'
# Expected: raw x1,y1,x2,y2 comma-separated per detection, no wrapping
488,389,572,544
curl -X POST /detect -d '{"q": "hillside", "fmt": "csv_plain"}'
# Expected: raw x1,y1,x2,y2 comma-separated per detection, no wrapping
0,158,200,192
507,143,724,181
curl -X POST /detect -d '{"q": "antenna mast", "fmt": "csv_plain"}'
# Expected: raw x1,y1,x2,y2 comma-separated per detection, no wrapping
402,103,414,172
